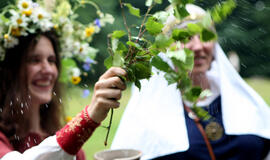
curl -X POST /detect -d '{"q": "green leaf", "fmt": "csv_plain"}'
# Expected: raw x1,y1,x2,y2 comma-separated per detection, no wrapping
202,12,213,29
177,75,191,91
167,49,186,62
113,52,125,67
187,23,202,34
124,3,141,18
200,28,216,42
0,15,9,23
199,89,212,99
59,58,77,83
164,72,180,85
153,11,170,24
130,62,152,80
193,106,211,120
154,0,162,4
112,30,126,39
172,28,191,41
171,48,194,71
151,56,172,73
174,4,189,20
112,38,119,53
116,42,128,55
104,56,113,69
149,48,160,56
145,0,153,6
145,17,164,35
125,67,136,82
183,48,194,70
135,79,141,90
183,86,202,102
210,0,236,24
126,41,142,50
154,34,174,49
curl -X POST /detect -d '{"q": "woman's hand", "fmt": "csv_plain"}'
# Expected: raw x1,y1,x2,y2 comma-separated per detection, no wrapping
87,67,127,123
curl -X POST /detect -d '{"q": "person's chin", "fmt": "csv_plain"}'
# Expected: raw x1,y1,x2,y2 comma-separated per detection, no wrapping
192,67,207,74
31,93,52,105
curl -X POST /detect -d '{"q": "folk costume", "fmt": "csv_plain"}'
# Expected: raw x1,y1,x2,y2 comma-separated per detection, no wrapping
111,4,270,159
0,106,99,159
111,42,270,159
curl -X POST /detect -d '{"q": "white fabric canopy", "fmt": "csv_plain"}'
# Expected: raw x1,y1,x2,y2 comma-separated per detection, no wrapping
111,43,270,159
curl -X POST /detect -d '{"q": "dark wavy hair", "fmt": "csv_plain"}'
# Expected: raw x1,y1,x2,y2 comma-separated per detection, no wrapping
0,31,65,146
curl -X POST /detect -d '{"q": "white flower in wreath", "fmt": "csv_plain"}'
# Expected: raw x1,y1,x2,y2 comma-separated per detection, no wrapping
3,35,19,48
72,41,82,55
10,10,29,28
61,37,74,58
32,7,51,24
70,67,81,77
18,0,33,11
99,13,114,27
78,43,90,56
38,19,53,32
62,21,74,35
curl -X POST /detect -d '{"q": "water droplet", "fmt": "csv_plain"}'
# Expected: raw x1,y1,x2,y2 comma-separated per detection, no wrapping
59,98,62,103
25,103,29,109
16,97,19,102
45,104,49,108
53,92,56,96
84,84,88,88
0,108,2,112
255,1,265,11
21,110,23,114
10,101,13,106
28,95,31,100
241,63,247,68
21,103,24,108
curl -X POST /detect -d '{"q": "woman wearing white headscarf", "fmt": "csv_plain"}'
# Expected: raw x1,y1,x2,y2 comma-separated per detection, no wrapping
111,4,270,160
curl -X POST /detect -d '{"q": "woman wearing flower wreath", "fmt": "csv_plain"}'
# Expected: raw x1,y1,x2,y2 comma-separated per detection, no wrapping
111,4,270,160
0,0,126,159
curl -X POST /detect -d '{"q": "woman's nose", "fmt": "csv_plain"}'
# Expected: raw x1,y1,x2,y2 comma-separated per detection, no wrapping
187,36,204,52
41,60,54,74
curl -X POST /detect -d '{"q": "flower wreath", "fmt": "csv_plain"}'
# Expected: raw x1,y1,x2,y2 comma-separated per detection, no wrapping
0,0,114,86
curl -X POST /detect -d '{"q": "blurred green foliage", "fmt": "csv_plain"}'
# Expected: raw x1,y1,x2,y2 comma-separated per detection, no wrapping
75,0,270,80
1,0,270,82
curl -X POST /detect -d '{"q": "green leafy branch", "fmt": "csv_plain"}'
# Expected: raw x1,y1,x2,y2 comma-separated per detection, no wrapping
103,0,236,145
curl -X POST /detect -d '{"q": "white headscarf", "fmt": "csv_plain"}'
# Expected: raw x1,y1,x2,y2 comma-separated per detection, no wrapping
111,43,270,159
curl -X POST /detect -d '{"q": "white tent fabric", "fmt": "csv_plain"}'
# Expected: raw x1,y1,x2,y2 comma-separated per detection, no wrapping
111,43,270,159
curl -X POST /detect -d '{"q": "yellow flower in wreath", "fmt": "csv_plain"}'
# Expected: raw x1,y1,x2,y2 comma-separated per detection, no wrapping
85,26,95,37
71,76,81,85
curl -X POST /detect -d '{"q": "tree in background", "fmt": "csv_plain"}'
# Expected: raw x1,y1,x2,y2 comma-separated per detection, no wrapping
2,0,269,82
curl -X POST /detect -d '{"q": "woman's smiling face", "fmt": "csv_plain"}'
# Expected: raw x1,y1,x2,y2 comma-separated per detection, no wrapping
26,36,58,105
185,35,215,74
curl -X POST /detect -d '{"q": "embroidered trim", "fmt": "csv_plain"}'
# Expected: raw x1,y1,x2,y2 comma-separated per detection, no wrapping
56,105,100,155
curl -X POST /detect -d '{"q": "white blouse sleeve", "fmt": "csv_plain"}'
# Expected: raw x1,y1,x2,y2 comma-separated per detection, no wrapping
1,136,75,160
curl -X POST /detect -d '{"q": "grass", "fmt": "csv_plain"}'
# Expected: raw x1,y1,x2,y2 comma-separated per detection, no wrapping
64,78,270,160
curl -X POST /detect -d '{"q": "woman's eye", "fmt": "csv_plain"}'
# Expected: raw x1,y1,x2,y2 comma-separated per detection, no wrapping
28,57,40,63
48,56,56,64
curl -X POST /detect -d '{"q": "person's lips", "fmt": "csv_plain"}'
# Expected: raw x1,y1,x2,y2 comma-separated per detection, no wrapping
32,78,53,91
194,56,206,65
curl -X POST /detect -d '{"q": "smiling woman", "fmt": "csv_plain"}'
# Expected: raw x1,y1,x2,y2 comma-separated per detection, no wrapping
0,0,127,159
0,30,127,160
26,36,59,106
